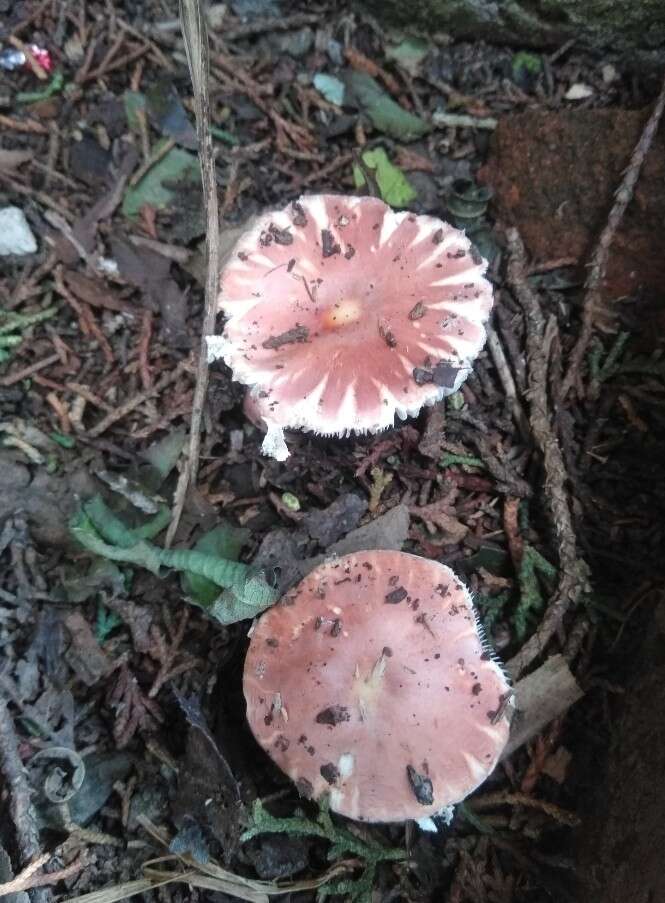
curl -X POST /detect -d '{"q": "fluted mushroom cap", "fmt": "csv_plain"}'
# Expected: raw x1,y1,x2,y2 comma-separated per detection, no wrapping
208,195,493,459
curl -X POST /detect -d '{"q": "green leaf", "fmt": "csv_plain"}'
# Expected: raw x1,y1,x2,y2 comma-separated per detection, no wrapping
83,495,169,546
70,497,279,625
514,544,557,640
142,427,187,481
70,510,164,575
242,799,405,903
122,142,200,219
384,37,429,75
352,147,416,208
0,305,59,337
182,522,249,606
17,71,65,105
124,90,147,133
344,71,429,142
210,125,239,145
313,73,345,106
512,51,542,78
50,431,76,449
96,603,123,641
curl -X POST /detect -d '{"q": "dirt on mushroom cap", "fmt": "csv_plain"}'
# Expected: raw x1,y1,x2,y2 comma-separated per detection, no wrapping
243,550,511,823
208,195,493,441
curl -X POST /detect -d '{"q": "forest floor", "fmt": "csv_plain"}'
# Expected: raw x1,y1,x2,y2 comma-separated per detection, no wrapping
1,2,664,902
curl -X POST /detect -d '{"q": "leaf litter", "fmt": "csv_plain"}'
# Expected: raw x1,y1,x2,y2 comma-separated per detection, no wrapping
0,3,664,902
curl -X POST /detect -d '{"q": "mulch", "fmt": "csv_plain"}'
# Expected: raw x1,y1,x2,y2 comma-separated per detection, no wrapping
1,1,664,901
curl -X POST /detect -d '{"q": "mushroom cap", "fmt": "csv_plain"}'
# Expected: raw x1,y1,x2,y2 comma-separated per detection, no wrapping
243,550,511,823
208,195,493,441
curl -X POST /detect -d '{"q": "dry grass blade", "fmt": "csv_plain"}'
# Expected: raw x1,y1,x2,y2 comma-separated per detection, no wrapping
167,0,220,547
60,876,180,903
62,816,355,903
143,858,269,903
143,855,355,900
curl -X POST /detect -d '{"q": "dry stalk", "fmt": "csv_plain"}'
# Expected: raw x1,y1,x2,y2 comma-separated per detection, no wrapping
166,0,220,547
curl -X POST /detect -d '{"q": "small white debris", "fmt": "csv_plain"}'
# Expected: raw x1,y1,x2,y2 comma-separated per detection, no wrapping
206,3,227,30
602,64,618,85
416,816,438,833
0,207,37,256
338,753,355,778
97,256,119,275
261,421,290,462
229,429,244,453
564,83,594,101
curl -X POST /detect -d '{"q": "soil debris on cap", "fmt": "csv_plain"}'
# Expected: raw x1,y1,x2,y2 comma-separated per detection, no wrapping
291,200,307,226
379,323,397,348
406,764,434,806
321,228,341,257
268,223,294,245
385,586,408,604
413,361,460,388
320,763,340,784
315,705,351,725
210,194,493,459
243,550,512,823
262,325,309,350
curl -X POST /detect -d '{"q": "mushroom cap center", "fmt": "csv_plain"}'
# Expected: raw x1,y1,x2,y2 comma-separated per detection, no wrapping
321,298,363,330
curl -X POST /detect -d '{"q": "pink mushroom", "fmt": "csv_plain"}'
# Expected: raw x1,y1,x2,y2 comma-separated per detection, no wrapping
208,195,493,460
243,550,512,824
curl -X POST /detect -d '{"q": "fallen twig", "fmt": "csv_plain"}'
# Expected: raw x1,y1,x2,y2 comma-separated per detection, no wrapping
166,0,220,548
8,35,48,79
562,73,665,398
431,110,498,130
0,353,61,387
222,11,319,39
468,790,580,827
505,229,589,677
486,322,530,438
0,695,50,903
0,853,84,897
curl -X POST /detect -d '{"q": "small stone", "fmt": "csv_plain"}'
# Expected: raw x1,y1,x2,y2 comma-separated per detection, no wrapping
0,207,37,256
564,83,594,101
326,39,344,66
269,27,313,59
206,2,227,29
601,64,618,84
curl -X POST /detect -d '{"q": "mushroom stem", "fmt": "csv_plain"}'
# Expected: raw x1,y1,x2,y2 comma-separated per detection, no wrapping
261,420,289,461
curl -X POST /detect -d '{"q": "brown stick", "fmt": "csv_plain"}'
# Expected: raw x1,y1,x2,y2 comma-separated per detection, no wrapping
0,853,84,896
562,74,665,399
0,695,50,903
0,353,60,387
505,229,589,678
166,0,220,547
8,35,48,80
486,322,530,438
